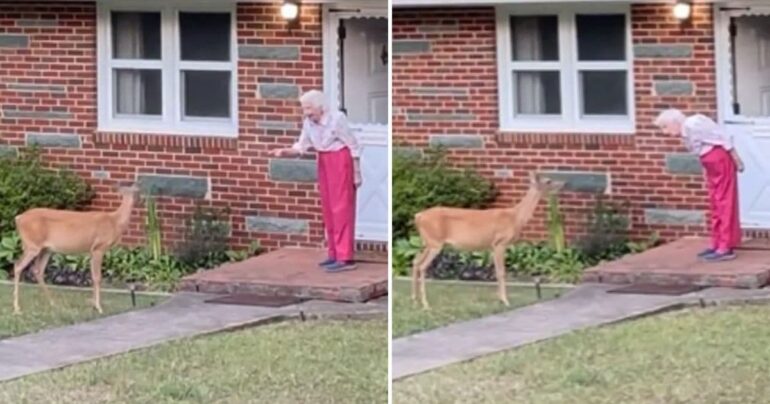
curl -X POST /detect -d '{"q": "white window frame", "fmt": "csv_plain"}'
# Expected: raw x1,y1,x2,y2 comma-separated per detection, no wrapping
495,3,635,134
97,0,238,137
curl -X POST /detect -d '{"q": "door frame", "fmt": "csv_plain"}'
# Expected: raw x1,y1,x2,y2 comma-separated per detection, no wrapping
322,2,389,241
714,2,770,126
714,2,770,228
322,3,388,135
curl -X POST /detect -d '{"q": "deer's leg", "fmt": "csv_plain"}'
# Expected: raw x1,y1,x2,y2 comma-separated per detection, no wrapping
31,250,54,306
493,245,509,306
411,249,429,304
418,248,441,310
90,251,105,314
13,248,41,315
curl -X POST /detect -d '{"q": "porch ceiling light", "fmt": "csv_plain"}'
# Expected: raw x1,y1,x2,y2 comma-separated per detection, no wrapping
281,1,299,21
673,0,692,21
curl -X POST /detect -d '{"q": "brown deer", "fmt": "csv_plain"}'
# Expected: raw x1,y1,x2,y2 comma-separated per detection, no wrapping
12,184,140,315
411,176,564,309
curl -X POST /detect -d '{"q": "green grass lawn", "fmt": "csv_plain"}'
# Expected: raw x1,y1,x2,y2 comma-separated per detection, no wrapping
0,283,164,339
394,305,770,404
0,319,387,404
392,279,563,339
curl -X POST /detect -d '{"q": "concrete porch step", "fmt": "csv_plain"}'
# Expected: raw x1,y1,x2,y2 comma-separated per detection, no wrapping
582,237,770,289
178,247,388,303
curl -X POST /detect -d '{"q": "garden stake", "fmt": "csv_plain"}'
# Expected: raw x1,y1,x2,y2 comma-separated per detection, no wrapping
130,284,136,308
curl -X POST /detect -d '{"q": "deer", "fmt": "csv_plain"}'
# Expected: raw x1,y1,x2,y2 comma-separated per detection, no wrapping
411,175,565,310
12,184,140,315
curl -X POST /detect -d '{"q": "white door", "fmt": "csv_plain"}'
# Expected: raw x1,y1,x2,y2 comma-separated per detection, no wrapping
716,6,770,228
324,6,389,241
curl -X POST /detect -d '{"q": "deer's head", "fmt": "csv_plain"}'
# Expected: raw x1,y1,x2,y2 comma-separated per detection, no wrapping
531,176,565,194
116,183,141,201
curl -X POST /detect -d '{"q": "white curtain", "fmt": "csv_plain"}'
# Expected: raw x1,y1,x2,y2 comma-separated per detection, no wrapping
514,17,546,114
114,13,145,115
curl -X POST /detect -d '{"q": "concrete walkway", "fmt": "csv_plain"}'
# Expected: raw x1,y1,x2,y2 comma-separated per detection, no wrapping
0,292,386,383
392,283,770,380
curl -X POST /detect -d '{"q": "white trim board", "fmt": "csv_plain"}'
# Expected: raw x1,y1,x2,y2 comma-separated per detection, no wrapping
392,0,768,7
395,0,663,7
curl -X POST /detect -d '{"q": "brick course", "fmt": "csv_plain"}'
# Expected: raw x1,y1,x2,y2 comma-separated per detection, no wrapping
393,4,718,243
0,2,385,252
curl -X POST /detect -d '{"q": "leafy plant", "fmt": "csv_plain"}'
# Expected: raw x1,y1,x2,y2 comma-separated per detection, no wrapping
145,194,162,261
0,147,93,234
226,241,263,262
0,231,21,270
392,235,424,276
392,147,497,240
547,194,566,253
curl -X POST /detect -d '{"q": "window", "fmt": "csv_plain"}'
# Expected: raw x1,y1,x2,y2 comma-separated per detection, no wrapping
97,3,237,136
496,5,633,133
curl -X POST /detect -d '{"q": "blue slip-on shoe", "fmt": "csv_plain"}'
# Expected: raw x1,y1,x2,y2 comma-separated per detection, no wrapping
697,248,716,258
318,258,336,268
702,250,736,262
324,261,357,273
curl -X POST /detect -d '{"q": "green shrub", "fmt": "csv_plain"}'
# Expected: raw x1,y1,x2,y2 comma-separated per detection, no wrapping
392,235,424,277
392,147,497,240
576,194,662,265
0,231,21,271
174,204,233,270
0,148,94,234
505,242,585,283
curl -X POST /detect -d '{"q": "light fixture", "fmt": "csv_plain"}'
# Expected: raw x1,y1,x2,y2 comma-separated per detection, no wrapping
673,0,692,21
281,1,299,21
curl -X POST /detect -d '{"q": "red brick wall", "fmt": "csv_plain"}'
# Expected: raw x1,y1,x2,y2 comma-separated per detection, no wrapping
0,2,383,252
393,4,718,243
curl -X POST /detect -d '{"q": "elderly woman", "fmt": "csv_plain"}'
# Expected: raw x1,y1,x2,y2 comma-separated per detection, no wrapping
272,90,362,272
654,108,744,262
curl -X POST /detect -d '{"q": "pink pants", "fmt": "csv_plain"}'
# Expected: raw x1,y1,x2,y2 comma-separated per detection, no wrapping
317,147,356,262
700,146,741,252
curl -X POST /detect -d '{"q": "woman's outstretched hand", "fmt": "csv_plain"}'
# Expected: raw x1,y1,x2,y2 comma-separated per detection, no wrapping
271,148,296,157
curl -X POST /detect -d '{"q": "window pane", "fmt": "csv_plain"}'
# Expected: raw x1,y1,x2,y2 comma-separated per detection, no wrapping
581,71,627,115
111,12,161,60
514,71,561,115
180,12,231,61
510,16,559,61
183,71,230,118
577,15,626,61
114,69,162,116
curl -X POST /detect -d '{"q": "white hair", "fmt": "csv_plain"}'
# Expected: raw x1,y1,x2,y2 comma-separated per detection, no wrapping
654,108,687,127
299,90,328,110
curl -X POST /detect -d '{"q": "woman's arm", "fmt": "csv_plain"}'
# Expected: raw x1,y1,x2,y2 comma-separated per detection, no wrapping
272,121,311,157
334,113,363,187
